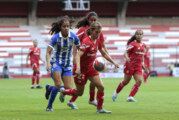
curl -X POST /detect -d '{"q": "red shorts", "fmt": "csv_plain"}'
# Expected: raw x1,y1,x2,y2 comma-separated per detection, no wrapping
124,64,143,76
31,63,39,70
73,65,99,86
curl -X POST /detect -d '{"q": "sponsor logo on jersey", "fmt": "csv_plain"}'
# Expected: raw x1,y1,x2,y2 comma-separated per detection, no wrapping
136,52,145,55
87,53,96,56
53,63,56,68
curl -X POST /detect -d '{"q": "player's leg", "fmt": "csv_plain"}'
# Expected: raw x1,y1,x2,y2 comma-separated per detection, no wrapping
46,71,62,111
112,74,132,101
31,64,37,89
59,74,73,103
34,68,42,88
88,82,97,106
89,75,111,113
127,73,142,102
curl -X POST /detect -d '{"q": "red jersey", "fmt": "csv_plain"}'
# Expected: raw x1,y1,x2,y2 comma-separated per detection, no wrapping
144,51,151,67
125,41,145,68
76,26,105,44
79,36,102,72
29,46,40,65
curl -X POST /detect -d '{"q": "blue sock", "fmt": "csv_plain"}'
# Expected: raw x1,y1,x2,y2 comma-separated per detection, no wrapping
47,86,59,108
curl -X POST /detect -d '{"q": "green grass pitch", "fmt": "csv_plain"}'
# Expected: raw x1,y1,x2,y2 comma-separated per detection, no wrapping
0,77,179,120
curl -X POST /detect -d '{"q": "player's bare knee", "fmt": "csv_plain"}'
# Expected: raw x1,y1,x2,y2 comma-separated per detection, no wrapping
97,85,104,92
136,80,142,86
55,84,61,89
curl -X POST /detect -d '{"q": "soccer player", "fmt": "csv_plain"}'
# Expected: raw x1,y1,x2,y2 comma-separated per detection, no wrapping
69,11,109,108
143,46,151,83
112,30,146,102
26,40,45,89
59,22,119,113
45,17,80,111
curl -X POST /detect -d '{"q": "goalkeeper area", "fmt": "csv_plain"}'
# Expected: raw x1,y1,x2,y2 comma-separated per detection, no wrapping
0,77,178,120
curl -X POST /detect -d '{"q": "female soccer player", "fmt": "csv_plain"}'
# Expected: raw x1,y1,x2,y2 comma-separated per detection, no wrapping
59,22,119,113
143,45,151,83
26,40,45,89
45,17,80,111
112,30,146,102
68,11,109,108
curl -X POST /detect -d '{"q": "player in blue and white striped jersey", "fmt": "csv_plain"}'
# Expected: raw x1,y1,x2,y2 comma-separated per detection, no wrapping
45,17,80,111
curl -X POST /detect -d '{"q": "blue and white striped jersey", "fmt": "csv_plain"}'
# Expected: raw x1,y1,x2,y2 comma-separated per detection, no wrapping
48,31,80,67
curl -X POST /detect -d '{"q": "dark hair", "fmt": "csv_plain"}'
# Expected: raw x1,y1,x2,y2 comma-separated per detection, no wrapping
76,11,98,28
127,30,143,45
86,22,102,36
49,16,74,35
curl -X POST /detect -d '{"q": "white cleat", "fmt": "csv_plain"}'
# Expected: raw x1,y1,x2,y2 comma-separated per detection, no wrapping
112,90,118,102
126,96,137,102
89,100,98,106
67,101,78,110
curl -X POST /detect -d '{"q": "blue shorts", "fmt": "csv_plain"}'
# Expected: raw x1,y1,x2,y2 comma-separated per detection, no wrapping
51,62,72,77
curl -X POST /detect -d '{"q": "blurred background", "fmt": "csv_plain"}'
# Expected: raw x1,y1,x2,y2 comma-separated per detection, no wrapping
0,0,179,78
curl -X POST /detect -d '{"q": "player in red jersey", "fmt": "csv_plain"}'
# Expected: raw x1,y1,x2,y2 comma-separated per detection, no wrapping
112,30,146,102
69,11,109,108
143,46,151,83
26,40,45,89
59,22,119,113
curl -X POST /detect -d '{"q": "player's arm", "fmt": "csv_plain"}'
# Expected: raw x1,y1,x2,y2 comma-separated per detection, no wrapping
124,50,130,63
99,48,119,68
26,52,30,67
73,45,80,65
46,46,53,71
142,55,147,71
75,50,84,75
102,42,109,54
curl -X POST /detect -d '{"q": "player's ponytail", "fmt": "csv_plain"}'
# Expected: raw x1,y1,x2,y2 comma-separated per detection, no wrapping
76,11,98,28
86,22,102,36
49,16,74,35
127,35,136,45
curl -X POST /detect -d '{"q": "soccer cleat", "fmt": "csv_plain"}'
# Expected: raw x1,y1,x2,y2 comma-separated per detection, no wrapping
126,96,137,102
45,84,51,100
31,86,34,89
36,85,43,89
46,106,53,111
67,101,78,110
96,108,111,114
112,90,118,102
59,87,65,103
89,100,97,106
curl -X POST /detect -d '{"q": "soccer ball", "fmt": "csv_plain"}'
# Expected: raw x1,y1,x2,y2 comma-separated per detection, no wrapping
93,57,107,72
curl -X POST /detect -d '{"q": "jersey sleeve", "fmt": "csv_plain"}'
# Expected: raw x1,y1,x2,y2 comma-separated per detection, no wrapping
98,40,103,50
28,47,33,54
48,34,57,48
99,32,105,43
74,34,80,46
76,28,85,41
126,42,135,52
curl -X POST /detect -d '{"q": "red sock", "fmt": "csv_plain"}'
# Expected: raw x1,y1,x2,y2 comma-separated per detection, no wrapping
143,71,148,83
116,81,126,93
129,84,140,97
36,71,40,85
70,95,78,102
62,88,76,96
32,72,36,85
97,92,104,110
89,90,95,101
